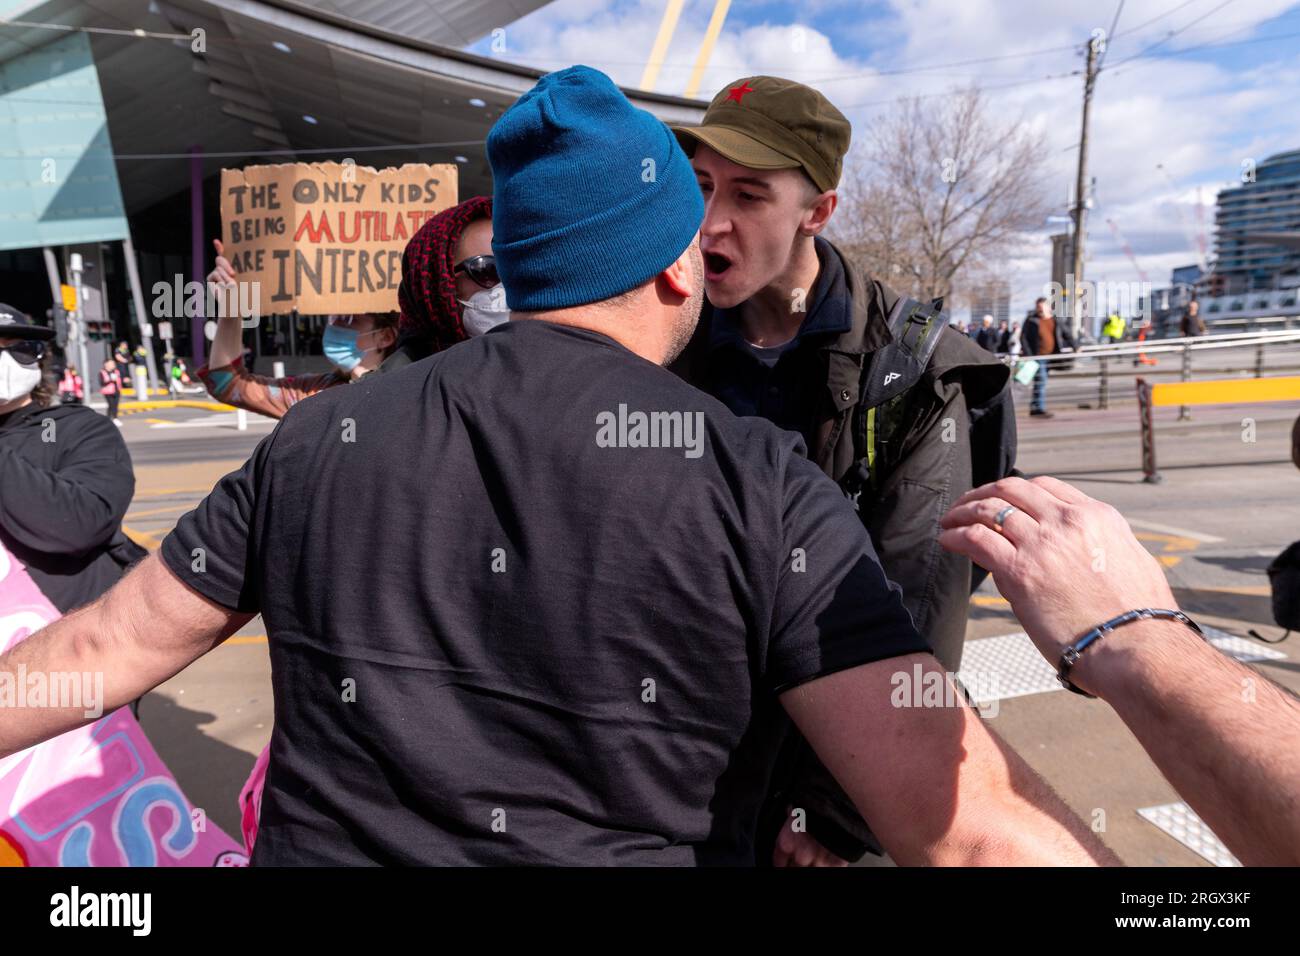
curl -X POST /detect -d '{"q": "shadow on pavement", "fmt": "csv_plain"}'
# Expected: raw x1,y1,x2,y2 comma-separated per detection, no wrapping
138,693,254,841
1172,586,1275,626
1192,554,1273,576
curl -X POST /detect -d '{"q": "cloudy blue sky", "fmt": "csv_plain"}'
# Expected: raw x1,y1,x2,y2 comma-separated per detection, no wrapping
467,0,1300,316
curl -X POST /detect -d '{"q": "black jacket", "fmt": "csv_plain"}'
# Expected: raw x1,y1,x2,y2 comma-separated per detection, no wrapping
673,242,1015,670
0,401,142,613
671,239,1016,860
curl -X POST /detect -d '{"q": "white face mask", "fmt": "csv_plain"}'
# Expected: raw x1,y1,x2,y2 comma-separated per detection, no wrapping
0,351,41,403
458,285,510,337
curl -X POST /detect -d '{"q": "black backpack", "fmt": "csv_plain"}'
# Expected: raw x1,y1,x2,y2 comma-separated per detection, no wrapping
1255,542,1300,641
838,295,947,503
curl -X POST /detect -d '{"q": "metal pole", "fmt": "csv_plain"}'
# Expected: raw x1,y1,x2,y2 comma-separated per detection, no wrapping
1137,377,1161,484
683,0,733,99
639,0,686,91
1069,36,1100,343
161,334,174,393
121,235,160,398
69,253,91,399
41,247,62,307
1255,342,1265,378
1098,357,1109,409
190,145,207,368
1178,342,1191,421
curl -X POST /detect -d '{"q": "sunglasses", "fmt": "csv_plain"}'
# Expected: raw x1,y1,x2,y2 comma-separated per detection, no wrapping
454,255,499,289
0,340,44,367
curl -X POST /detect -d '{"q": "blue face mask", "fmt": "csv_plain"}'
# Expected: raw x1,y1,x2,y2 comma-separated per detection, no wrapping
322,323,368,372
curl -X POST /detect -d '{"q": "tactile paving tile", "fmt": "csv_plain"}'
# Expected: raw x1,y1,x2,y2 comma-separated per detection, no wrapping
1138,803,1241,867
958,632,1060,704
1202,626,1289,662
958,628,1288,704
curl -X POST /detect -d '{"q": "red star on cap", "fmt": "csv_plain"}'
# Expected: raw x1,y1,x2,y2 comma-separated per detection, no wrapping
726,81,755,104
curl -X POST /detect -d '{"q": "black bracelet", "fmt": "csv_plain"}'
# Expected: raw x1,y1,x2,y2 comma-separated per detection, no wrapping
1058,608,1204,698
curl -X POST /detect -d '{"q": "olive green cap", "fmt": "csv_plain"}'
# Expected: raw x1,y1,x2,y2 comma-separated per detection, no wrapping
672,76,851,193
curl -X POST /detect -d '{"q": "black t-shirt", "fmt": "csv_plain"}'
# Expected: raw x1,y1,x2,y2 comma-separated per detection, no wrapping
161,320,925,865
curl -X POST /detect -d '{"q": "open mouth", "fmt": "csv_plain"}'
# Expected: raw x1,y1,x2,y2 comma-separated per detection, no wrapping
704,252,733,279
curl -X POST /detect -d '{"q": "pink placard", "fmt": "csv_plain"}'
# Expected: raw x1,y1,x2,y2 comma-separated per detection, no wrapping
0,543,247,867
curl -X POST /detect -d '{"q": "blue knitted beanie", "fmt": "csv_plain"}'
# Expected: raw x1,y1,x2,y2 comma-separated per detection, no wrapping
487,65,704,311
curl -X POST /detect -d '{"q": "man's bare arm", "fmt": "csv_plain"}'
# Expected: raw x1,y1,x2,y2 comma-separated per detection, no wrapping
0,552,251,758
781,652,1119,866
1081,620,1300,865
940,474,1300,866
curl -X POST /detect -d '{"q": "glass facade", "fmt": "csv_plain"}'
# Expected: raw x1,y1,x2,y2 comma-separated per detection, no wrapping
1213,150,1300,293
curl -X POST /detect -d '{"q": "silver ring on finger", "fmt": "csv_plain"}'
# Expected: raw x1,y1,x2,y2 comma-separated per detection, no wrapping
993,505,1018,534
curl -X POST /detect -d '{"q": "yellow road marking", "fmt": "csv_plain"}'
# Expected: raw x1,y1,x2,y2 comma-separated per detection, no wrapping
225,635,268,645
121,524,160,551
1135,531,1199,553
125,503,195,520
120,400,233,412
971,595,1010,607
131,486,218,498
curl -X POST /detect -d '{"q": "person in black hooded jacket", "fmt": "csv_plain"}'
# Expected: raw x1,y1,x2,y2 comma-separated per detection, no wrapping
0,303,144,614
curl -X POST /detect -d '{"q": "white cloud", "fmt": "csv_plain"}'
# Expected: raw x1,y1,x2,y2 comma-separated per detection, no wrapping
495,0,877,98
486,0,1300,318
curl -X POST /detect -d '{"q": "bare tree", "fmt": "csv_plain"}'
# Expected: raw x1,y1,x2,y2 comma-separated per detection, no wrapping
831,87,1050,305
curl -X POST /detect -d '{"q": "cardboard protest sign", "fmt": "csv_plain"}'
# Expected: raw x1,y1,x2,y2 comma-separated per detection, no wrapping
0,542,247,867
219,162,457,316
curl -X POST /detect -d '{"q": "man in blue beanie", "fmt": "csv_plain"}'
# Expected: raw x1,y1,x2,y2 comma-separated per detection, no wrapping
0,66,1113,867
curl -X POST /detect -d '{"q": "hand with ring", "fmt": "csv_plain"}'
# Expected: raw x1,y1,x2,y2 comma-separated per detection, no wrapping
993,505,1017,534
937,476,1178,677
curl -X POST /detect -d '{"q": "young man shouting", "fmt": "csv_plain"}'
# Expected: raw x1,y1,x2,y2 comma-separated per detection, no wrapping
670,76,1017,865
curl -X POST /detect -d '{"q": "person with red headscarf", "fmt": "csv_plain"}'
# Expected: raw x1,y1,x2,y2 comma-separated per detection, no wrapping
199,195,504,420
395,193,506,363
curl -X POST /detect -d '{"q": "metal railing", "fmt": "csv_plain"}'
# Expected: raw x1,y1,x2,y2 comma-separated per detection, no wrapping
998,328,1300,414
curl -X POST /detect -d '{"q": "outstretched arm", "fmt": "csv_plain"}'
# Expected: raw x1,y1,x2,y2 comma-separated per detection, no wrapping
781,652,1117,866
0,553,251,758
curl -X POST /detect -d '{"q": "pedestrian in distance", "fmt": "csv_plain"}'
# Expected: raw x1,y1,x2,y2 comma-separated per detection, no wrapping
98,356,122,426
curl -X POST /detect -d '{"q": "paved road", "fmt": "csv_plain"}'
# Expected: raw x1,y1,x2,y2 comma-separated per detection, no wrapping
113,397,1300,862
969,394,1299,866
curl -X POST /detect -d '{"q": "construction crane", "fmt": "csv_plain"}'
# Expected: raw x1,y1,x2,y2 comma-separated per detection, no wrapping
1154,164,1210,273
1106,217,1158,364
1106,217,1148,283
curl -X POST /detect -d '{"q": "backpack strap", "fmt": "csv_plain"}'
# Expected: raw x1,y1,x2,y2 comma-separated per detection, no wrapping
860,296,946,408
840,296,946,503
